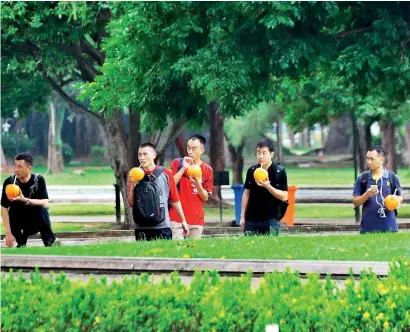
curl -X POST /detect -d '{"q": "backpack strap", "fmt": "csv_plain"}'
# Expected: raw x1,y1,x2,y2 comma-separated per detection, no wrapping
360,171,369,196
29,173,40,198
388,171,398,216
388,172,396,195
153,166,165,179
275,164,284,184
176,158,183,192
177,158,183,171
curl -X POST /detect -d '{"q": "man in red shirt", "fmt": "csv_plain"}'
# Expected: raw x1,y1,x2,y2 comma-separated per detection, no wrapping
169,134,214,240
128,143,189,241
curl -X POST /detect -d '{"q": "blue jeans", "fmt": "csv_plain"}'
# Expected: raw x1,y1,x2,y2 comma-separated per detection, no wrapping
244,218,280,236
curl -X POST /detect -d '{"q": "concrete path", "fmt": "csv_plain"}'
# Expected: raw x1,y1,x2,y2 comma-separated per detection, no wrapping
43,185,410,204
22,215,410,225
1,254,390,277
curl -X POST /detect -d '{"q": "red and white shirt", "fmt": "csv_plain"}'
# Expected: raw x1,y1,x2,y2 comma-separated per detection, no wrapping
169,159,213,226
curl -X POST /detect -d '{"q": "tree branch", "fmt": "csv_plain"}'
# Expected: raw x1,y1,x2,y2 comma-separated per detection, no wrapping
41,69,102,121
59,78,76,87
81,40,105,65
337,25,372,38
66,43,102,82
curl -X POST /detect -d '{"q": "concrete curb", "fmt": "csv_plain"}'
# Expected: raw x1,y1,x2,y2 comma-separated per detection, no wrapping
1,255,390,277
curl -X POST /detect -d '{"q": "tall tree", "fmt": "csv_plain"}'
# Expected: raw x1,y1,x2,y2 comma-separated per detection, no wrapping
208,100,226,204
46,92,65,173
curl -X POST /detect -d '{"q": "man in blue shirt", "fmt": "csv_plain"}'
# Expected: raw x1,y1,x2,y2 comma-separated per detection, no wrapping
353,146,404,233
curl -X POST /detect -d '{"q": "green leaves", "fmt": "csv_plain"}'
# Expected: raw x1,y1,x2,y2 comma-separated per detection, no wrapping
2,259,410,331
2,1,409,131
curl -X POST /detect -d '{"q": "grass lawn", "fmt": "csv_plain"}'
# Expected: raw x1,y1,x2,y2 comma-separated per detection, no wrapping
284,167,409,186
2,232,409,261
0,166,115,186
40,203,410,219
48,203,125,216
2,166,409,186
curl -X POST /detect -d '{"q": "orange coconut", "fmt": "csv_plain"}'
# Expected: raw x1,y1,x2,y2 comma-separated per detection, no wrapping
129,167,145,183
187,165,202,178
254,168,268,182
385,195,399,211
6,184,20,199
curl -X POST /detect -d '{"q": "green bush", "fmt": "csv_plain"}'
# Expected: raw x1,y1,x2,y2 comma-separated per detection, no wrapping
90,145,106,164
62,143,73,165
2,131,33,158
2,259,410,331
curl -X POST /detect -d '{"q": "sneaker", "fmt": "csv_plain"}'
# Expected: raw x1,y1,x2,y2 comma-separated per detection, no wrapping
16,244,27,248
45,238,61,247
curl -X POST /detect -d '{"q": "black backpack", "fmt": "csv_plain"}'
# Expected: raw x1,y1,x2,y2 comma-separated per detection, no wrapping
168,158,184,209
275,165,289,220
133,167,167,226
359,171,398,216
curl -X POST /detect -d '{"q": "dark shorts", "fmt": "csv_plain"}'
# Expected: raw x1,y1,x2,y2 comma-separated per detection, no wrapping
9,206,56,247
244,218,280,236
135,228,172,241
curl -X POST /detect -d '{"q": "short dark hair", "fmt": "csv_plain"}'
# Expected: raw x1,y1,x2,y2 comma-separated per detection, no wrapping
15,152,33,166
368,146,384,156
256,139,274,153
139,142,156,152
189,134,206,146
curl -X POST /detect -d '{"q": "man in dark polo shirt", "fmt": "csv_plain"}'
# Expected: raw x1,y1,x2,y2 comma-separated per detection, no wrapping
1,153,58,248
353,146,403,233
240,139,288,235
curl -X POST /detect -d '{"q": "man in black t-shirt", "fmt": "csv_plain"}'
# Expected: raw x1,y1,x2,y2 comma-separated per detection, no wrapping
240,139,288,235
1,153,57,248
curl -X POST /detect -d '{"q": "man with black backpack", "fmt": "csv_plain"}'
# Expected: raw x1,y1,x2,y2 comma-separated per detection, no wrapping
353,146,403,233
128,143,189,241
1,153,58,248
240,139,288,235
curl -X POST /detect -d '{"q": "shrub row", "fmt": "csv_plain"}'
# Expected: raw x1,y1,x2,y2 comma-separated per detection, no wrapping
2,259,410,331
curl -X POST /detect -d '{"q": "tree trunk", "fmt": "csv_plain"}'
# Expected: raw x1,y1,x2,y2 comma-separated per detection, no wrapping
277,117,284,164
364,120,373,152
300,128,309,148
208,100,226,206
288,129,296,149
320,125,327,148
226,137,244,184
47,94,64,174
103,111,132,227
175,134,187,157
405,123,410,171
356,122,367,172
74,115,83,157
151,117,186,164
323,114,352,155
128,107,141,168
380,122,397,172
0,142,9,172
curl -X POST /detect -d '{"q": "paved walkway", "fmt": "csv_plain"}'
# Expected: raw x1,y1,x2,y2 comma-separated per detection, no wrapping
22,215,410,225
1,254,390,277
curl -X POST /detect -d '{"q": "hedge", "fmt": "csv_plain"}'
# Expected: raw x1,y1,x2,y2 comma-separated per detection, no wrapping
2,259,410,331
